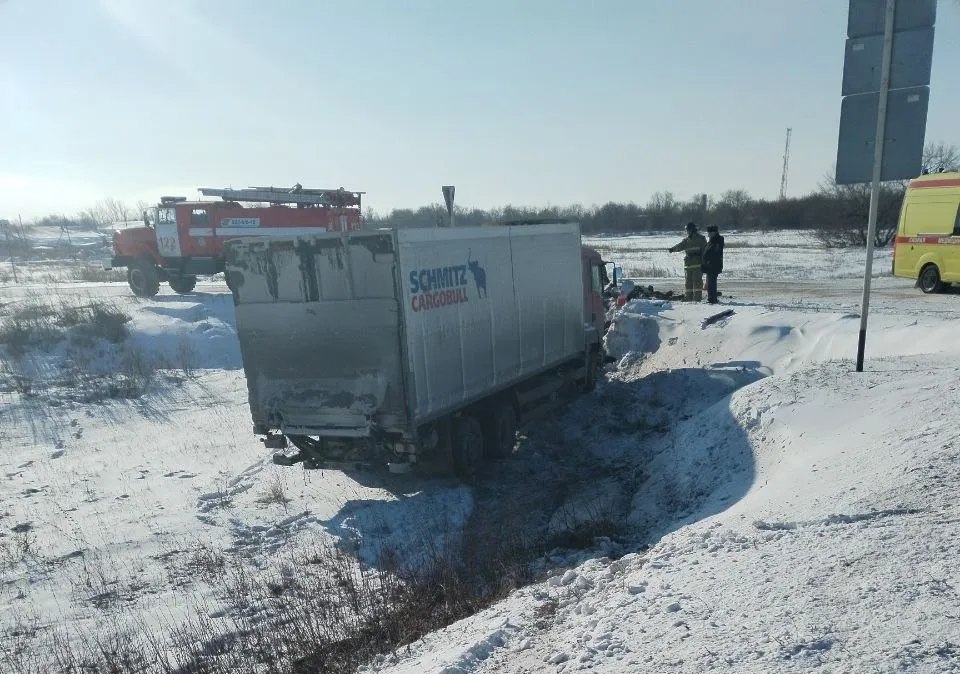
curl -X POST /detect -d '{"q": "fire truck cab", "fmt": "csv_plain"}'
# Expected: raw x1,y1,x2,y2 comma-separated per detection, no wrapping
108,186,363,297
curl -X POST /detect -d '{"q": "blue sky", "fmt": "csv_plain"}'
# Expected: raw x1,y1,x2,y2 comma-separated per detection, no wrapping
1,0,958,218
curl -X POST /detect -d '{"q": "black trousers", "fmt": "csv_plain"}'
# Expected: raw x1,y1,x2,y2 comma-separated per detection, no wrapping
705,272,719,303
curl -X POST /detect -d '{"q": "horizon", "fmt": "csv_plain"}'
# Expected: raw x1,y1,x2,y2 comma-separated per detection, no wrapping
2,0,959,220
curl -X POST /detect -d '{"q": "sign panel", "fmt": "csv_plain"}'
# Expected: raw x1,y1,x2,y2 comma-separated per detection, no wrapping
836,86,929,184
841,27,934,96
442,186,455,216
847,0,936,38
221,217,260,228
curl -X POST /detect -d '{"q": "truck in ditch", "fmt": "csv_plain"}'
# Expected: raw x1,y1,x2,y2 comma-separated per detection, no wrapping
225,222,607,479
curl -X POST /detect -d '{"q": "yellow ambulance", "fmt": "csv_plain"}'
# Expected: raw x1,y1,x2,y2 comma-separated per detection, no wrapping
893,172,960,293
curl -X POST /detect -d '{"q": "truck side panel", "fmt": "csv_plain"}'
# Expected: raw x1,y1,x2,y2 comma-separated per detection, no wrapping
227,233,409,437
510,225,585,369
397,223,584,424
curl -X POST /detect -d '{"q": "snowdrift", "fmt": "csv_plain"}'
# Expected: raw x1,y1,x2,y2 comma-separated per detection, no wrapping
369,300,960,673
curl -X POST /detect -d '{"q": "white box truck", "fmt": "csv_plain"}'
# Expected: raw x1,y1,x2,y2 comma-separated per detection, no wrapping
225,222,608,478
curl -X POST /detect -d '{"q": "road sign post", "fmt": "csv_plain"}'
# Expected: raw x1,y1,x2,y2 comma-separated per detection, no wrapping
856,0,895,373
837,0,936,372
442,185,455,228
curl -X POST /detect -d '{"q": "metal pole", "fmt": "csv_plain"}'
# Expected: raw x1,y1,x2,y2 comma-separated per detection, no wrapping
856,0,896,373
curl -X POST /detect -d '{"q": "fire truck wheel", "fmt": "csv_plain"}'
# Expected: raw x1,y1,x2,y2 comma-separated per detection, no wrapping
482,402,517,459
127,260,160,298
919,264,942,294
452,416,484,481
168,275,197,295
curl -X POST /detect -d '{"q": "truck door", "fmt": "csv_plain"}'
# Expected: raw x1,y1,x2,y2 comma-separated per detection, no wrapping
155,206,181,258
186,207,212,256
227,232,408,437
581,250,606,341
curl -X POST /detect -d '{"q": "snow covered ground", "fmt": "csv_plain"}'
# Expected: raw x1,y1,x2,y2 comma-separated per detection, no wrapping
585,230,894,281
0,284,471,668
367,302,960,672
2,246,959,672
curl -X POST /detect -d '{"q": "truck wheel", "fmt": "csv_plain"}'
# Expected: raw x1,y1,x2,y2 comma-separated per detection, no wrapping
169,275,197,295
127,260,160,298
919,264,942,294
452,416,484,481
482,402,517,459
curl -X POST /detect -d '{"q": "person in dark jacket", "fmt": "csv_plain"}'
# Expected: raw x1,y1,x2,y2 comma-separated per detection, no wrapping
668,222,707,301
701,225,724,304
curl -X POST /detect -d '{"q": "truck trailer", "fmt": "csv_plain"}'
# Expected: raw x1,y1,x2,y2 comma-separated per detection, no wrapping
226,222,606,478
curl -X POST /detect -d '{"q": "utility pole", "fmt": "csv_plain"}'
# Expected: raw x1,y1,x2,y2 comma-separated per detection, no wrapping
779,128,792,200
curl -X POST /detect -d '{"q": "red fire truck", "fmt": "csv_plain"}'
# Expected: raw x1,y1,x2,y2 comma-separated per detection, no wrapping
107,186,363,297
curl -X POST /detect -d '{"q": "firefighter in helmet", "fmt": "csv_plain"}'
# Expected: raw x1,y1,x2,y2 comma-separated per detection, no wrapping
668,222,707,301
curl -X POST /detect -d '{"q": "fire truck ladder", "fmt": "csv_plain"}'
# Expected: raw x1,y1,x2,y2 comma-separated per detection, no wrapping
198,186,363,208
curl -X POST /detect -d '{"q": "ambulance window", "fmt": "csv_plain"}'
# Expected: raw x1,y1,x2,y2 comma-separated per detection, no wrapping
191,209,209,225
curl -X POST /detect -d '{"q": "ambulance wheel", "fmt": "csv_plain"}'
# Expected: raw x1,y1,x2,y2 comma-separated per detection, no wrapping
127,260,160,298
482,402,517,459
919,264,942,294
168,275,197,295
451,416,484,481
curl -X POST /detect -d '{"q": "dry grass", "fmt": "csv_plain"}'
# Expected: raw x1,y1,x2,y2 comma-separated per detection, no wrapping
0,300,130,357
1,496,623,674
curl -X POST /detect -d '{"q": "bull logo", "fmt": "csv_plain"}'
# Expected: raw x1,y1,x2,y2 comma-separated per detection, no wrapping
466,249,487,299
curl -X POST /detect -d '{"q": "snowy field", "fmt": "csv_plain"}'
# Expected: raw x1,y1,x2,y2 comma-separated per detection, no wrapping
585,230,894,281
2,238,959,672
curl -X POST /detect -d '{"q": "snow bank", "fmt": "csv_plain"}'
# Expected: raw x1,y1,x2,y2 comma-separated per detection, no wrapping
372,356,960,673
370,295,960,673
606,297,960,373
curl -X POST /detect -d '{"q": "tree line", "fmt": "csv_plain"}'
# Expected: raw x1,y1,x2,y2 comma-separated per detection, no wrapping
368,142,959,247
4,143,957,252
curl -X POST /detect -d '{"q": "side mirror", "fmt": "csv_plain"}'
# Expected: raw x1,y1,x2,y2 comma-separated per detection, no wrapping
613,264,623,286
142,211,149,227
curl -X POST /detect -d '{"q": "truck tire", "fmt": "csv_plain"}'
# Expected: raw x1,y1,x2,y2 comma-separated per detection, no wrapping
919,264,942,294
127,260,160,298
169,275,197,295
482,402,517,459
452,416,484,481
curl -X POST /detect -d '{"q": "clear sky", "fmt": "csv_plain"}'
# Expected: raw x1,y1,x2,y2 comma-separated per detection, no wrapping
1,0,958,219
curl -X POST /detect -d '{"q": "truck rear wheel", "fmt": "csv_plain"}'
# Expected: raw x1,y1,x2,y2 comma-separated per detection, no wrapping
919,264,942,294
452,416,484,481
127,260,160,298
482,402,517,459
169,275,197,295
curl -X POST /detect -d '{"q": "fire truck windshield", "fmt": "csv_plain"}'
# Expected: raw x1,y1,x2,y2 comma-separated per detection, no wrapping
144,207,158,227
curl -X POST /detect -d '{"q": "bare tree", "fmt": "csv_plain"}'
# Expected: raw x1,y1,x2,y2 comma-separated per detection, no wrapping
814,141,959,248
922,141,960,173
713,189,752,228
83,198,133,229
